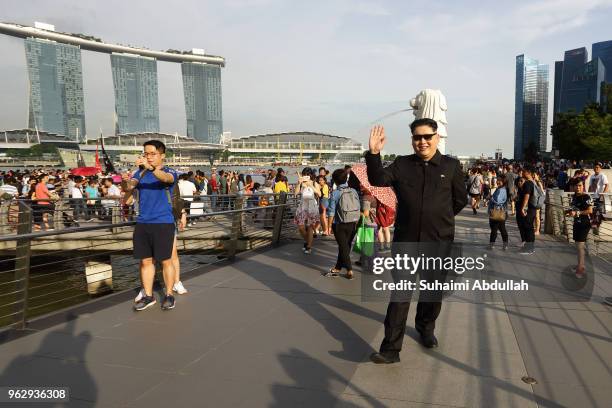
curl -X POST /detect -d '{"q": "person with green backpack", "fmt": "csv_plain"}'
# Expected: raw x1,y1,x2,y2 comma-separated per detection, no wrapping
325,168,360,279
353,188,377,269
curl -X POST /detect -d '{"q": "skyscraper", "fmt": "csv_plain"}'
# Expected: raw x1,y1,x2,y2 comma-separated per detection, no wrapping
554,47,605,115
551,42,610,149
514,55,549,160
592,40,612,83
181,63,223,144
25,37,86,140
110,53,160,134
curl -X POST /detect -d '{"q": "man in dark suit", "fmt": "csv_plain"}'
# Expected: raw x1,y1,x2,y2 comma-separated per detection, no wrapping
366,118,467,364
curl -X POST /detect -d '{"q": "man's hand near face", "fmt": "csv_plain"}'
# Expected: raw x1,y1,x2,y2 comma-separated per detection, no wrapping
135,156,153,171
369,125,386,155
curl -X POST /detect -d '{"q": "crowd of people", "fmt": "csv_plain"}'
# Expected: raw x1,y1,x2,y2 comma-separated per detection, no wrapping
0,165,305,231
465,160,608,276
1,130,610,314
0,169,127,231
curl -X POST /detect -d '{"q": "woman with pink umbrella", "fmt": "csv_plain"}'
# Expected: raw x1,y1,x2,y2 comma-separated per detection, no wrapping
350,164,397,252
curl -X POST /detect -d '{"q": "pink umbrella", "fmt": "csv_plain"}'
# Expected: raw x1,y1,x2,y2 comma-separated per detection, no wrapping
351,164,397,209
111,175,122,183
70,167,99,176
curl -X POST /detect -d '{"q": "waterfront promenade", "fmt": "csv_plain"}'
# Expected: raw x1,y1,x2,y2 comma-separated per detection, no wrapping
0,211,611,407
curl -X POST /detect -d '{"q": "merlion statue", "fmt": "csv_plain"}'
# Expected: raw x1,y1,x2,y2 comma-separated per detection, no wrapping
410,89,448,154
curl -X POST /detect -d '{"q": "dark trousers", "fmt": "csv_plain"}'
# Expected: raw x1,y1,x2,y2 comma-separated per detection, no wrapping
86,203,100,219
332,222,357,271
489,219,508,243
379,243,449,355
380,300,442,354
70,198,85,220
516,208,536,248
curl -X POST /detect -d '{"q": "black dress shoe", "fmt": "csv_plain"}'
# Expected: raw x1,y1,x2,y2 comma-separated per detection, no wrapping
370,352,400,364
420,333,439,349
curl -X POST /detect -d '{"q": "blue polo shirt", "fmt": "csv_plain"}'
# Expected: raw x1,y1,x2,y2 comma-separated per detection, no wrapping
132,167,178,224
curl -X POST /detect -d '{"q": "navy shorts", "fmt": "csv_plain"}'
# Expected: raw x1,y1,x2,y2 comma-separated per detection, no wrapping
133,223,176,261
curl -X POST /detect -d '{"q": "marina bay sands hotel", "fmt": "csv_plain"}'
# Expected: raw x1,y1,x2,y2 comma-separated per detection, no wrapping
0,22,225,144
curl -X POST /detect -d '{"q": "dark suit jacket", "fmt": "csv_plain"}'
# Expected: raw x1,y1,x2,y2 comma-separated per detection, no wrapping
365,150,467,242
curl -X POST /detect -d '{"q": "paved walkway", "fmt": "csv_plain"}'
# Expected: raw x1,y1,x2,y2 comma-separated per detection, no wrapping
0,211,611,407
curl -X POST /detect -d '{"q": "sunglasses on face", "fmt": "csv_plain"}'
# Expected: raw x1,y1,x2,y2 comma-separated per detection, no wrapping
412,133,436,142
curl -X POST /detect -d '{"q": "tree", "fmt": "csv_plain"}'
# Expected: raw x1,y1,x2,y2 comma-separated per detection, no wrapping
602,83,612,114
4,144,59,158
551,103,612,160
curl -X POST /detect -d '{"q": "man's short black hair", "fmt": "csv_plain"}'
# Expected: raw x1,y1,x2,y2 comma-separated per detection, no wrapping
143,139,166,154
569,177,582,187
332,168,349,186
523,166,535,175
410,118,438,134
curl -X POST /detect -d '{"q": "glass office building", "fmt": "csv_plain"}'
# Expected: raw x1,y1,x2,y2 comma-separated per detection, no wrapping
111,54,160,134
554,47,604,115
181,63,223,144
592,40,612,83
552,42,611,149
514,55,549,159
25,37,86,140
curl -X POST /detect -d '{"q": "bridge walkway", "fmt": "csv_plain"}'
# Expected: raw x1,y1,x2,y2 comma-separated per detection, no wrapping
0,212,611,407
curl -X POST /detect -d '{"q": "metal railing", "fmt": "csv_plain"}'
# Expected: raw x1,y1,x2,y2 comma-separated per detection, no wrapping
545,190,612,261
0,193,299,330
0,197,132,237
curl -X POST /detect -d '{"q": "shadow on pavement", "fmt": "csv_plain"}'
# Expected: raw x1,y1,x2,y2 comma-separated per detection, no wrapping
0,318,97,406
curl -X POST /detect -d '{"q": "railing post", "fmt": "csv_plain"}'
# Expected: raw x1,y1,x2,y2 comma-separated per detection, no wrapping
272,192,287,246
14,201,32,329
111,204,121,234
53,199,64,230
227,198,244,260
544,189,554,235
0,200,10,236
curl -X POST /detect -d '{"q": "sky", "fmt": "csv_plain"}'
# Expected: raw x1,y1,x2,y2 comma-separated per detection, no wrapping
1,0,611,157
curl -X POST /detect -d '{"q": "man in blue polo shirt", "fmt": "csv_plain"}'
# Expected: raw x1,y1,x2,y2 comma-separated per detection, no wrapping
122,140,179,311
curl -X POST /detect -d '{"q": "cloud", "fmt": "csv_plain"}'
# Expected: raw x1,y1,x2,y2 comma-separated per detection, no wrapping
362,43,427,68
349,1,390,16
511,0,612,43
397,13,493,49
397,0,612,50
224,0,277,7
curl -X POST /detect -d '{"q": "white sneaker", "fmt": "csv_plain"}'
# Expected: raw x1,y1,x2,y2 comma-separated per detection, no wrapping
134,288,145,303
173,281,188,295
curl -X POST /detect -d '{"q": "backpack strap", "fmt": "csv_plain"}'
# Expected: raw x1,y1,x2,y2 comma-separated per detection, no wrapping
162,169,182,223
